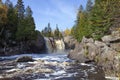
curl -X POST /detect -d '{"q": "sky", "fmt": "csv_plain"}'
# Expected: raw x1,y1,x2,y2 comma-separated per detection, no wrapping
3,0,88,31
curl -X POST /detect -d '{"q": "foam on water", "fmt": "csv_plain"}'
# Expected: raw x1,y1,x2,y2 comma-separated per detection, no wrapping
0,53,103,80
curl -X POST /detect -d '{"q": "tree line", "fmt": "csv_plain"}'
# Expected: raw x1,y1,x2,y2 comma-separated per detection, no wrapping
41,23,63,39
0,0,37,48
71,0,120,41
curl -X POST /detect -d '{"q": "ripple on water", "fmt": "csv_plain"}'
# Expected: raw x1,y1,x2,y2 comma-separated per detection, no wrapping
0,54,106,80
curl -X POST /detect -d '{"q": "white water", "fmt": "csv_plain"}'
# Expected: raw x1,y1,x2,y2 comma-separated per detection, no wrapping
55,39,65,51
44,37,65,53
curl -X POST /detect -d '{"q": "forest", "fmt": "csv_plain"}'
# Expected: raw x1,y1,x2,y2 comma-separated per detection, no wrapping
71,0,120,41
0,0,120,52
0,0,38,48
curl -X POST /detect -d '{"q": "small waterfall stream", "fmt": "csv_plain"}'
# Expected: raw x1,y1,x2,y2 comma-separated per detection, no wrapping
44,37,65,53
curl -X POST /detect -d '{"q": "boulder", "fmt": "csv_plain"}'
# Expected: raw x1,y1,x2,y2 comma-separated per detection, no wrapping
102,35,120,43
68,36,98,62
81,36,94,43
102,35,113,42
16,56,34,62
29,33,46,53
68,37,120,76
64,36,77,50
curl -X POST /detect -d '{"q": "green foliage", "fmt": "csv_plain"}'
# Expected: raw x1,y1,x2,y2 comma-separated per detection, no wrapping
86,0,93,12
41,23,53,37
41,24,63,39
15,0,25,19
71,4,92,42
0,0,37,48
54,25,62,39
64,28,71,36
16,6,36,41
5,1,18,40
71,0,120,41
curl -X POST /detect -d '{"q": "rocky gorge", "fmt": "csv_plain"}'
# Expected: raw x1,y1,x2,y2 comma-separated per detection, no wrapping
1,31,120,80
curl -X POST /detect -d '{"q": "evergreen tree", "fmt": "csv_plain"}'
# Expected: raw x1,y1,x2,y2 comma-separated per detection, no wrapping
54,24,62,39
15,0,25,19
86,0,93,12
5,0,12,8
41,23,52,37
5,0,18,41
47,23,52,37
16,6,36,41
89,0,112,40
25,6,32,17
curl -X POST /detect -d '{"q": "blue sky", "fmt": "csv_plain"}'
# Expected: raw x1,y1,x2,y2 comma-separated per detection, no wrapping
3,0,88,31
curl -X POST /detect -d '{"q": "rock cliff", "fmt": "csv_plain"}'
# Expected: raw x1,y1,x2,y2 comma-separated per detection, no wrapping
68,32,120,76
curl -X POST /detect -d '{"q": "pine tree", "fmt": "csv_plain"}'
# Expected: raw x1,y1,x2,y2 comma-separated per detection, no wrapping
47,23,52,37
16,6,36,41
86,0,93,13
89,0,112,40
5,0,12,8
5,0,18,40
41,23,52,37
15,0,25,19
25,6,32,17
54,24,62,39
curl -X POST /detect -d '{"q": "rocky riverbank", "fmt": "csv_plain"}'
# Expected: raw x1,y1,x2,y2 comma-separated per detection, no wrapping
0,54,106,80
68,31,120,77
0,33,46,56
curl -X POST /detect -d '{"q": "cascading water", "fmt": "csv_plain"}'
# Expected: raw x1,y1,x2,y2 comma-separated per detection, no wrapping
44,37,55,53
0,38,106,80
55,39,65,53
44,37,65,53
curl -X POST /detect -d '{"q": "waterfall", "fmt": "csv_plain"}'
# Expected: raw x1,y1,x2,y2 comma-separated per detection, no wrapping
44,37,55,53
55,39,65,52
44,37,65,53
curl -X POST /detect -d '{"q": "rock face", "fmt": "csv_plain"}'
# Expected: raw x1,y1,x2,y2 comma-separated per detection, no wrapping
64,36,77,50
68,35,120,76
16,56,34,62
0,33,46,56
29,33,46,53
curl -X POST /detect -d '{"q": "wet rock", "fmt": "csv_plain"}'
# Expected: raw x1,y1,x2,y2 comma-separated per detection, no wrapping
35,68,54,73
62,62,70,66
16,56,34,62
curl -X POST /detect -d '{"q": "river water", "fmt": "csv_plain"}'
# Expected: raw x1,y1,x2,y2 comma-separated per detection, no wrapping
0,53,106,80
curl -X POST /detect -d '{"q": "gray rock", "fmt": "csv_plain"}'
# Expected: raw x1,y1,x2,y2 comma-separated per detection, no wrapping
68,41,98,62
68,36,120,76
81,36,94,43
64,36,77,50
102,35,113,42
16,56,34,62
110,43,120,52
102,35,120,43
29,33,46,53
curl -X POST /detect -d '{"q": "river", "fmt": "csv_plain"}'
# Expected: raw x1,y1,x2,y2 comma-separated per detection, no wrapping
0,53,106,80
